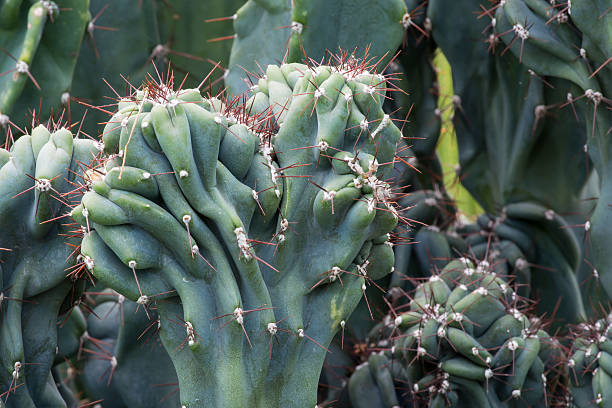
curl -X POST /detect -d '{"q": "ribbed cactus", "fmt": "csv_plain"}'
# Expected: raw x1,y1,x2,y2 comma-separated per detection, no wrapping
348,258,566,407
0,123,100,406
569,314,612,407
494,0,603,92
385,0,444,192
0,1,90,144
69,0,246,137
75,290,179,407
490,0,612,307
73,57,403,406
428,0,590,215
1,1,610,406
225,0,407,95
464,202,584,325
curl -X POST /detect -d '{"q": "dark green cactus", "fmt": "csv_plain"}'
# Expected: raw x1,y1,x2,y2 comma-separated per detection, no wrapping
491,0,612,308
428,0,590,215
462,202,585,326
76,291,179,407
69,0,246,139
569,313,612,407
389,189,459,291
494,0,601,91
384,0,445,193
0,0,90,144
348,257,567,407
0,123,100,406
225,0,407,95
73,57,404,407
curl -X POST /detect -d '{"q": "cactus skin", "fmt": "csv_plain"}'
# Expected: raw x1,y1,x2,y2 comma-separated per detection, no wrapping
0,124,100,407
225,0,407,95
77,292,179,408
55,306,87,366
464,202,585,326
424,0,598,324
74,58,402,407
348,258,565,407
492,0,612,305
569,314,612,408
0,0,89,142
70,0,246,137
428,0,590,215
385,0,443,189
494,0,601,92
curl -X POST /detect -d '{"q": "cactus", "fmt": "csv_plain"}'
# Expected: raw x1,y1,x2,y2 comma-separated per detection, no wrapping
428,0,590,215
75,291,179,407
462,202,585,326
490,0,612,306
225,0,407,95
384,0,445,193
0,123,100,406
348,257,567,407
568,313,612,407
72,56,403,407
0,0,90,145
69,0,247,138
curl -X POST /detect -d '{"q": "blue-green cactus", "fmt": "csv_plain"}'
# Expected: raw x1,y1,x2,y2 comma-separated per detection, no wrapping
0,123,100,407
73,57,404,407
0,0,90,144
428,0,591,215
70,0,246,137
348,257,566,407
491,0,612,310
76,291,179,407
568,313,612,407
225,0,407,95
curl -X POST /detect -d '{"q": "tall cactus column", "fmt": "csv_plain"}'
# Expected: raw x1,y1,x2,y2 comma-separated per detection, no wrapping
0,125,100,407
0,0,89,143
75,58,403,407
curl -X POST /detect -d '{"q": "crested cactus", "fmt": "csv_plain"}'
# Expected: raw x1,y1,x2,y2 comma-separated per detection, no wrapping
569,313,612,407
73,56,403,406
348,257,566,407
0,123,100,406
225,0,407,95
0,0,90,144
462,202,585,325
1,1,611,405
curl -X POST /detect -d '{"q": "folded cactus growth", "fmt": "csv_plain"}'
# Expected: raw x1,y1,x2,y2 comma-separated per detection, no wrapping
348,258,567,407
0,123,101,406
72,56,404,407
569,314,612,407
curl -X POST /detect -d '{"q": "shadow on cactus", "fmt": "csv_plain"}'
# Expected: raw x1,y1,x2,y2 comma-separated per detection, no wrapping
71,52,410,407
0,120,102,406
74,289,179,407
348,258,569,407
0,0,90,145
568,311,612,407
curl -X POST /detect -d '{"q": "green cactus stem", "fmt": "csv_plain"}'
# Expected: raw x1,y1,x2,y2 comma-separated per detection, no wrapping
75,56,404,407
